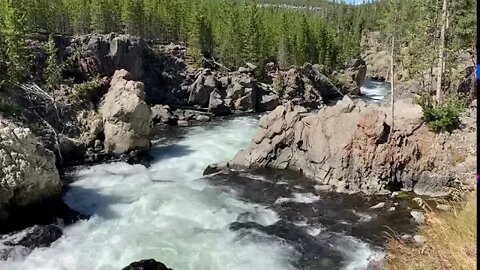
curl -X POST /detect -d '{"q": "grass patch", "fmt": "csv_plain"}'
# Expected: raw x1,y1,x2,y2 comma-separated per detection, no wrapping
70,77,105,102
386,192,477,270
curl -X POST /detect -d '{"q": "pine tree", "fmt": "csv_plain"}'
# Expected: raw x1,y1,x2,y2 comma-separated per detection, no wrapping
277,13,292,69
2,0,27,86
187,2,214,67
91,0,119,34
44,35,63,94
435,0,448,104
241,1,263,66
295,16,317,65
122,0,144,36
216,0,243,69
66,0,91,34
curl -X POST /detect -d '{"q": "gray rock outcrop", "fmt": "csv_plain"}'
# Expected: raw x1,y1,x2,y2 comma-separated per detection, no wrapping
189,69,219,107
99,69,152,154
0,118,62,221
73,34,145,81
221,96,475,196
226,72,258,112
151,105,177,126
272,64,342,109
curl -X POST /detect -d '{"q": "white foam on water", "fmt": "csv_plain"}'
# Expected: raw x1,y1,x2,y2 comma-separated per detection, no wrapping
275,192,320,204
306,227,324,237
336,236,385,270
239,172,271,183
1,116,382,270
1,117,295,270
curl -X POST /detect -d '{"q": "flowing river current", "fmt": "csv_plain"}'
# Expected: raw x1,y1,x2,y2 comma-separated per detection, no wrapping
2,81,413,270
360,80,391,104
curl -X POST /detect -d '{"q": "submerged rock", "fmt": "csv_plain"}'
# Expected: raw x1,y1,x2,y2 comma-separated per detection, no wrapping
3,225,63,249
122,259,173,270
1,225,63,260
0,117,62,223
100,69,152,154
370,202,385,209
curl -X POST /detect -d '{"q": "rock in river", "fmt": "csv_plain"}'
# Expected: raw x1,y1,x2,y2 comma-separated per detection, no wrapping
100,69,152,155
122,259,173,270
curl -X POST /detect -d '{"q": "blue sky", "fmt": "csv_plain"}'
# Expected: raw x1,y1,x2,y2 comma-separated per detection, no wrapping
337,0,369,4
344,0,367,4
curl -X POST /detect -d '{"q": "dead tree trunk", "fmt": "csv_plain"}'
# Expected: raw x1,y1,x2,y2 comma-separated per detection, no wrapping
436,0,448,105
390,35,395,132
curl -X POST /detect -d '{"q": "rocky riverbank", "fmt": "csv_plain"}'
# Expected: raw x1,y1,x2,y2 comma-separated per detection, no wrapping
208,96,476,197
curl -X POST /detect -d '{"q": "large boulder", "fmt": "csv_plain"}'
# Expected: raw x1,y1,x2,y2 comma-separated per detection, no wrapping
74,34,145,81
226,73,258,112
224,97,476,196
226,97,470,195
188,69,219,107
99,70,152,154
333,58,367,96
0,118,62,221
151,105,177,126
257,84,280,112
209,89,231,115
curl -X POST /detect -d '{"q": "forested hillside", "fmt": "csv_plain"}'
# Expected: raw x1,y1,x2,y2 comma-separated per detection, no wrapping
0,0,360,84
0,0,475,103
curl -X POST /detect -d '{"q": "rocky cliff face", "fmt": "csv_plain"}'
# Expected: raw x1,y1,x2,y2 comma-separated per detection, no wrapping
270,63,343,109
0,117,62,221
73,34,145,81
219,97,475,196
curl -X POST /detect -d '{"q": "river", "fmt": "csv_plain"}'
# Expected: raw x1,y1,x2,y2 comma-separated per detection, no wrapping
360,80,391,105
1,81,410,270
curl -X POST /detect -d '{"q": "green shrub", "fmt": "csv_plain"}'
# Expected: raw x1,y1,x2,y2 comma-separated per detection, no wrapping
70,77,104,100
417,94,466,133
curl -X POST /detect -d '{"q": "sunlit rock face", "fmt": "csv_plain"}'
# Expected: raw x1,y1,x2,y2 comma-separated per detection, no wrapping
0,117,62,222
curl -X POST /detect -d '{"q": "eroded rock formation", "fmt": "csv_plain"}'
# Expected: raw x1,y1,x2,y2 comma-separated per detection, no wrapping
73,34,145,81
217,97,475,196
99,69,152,154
